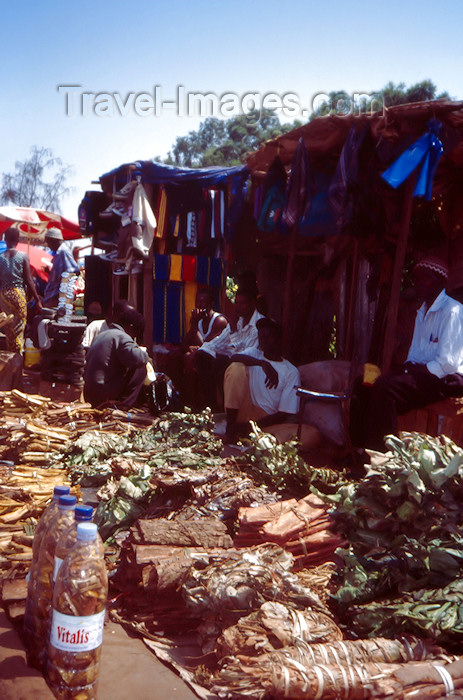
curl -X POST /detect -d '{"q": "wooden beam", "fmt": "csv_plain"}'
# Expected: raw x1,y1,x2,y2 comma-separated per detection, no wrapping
381,175,416,374
282,224,298,354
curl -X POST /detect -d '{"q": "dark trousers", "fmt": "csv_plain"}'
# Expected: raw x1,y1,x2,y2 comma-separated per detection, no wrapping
350,366,463,451
194,351,230,411
84,364,147,409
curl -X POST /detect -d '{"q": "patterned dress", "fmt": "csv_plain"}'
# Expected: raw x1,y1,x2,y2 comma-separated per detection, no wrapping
0,249,28,353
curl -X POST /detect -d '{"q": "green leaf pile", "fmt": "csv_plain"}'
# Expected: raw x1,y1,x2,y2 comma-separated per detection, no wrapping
329,432,463,646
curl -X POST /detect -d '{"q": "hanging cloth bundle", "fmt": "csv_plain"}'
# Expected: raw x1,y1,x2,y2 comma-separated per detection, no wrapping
381,118,444,200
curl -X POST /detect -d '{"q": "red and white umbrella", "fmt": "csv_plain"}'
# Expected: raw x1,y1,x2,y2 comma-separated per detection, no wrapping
17,242,52,282
0,206,81,240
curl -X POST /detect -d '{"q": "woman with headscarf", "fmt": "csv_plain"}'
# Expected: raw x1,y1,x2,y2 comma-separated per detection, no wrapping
0,227,42,353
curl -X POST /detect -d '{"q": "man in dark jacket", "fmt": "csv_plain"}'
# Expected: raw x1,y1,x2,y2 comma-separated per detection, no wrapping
83,308,148,408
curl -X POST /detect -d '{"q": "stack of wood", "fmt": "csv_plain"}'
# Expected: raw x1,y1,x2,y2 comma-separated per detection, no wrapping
234,493,344,569
113,516,235,626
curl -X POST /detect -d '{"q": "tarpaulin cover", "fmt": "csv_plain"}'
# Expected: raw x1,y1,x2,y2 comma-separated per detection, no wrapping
100,160,249,189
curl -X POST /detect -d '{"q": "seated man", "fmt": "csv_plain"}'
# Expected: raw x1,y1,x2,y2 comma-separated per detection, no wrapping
169,287,229,410
224,317,300,443
228,288,264,354
83,308,148,409
351,255,463,452
209,287,265,410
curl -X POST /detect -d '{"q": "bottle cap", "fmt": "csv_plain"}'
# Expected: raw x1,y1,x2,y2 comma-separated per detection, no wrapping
76,522,98,541
58,494,77,510
53,485,70,500
75,505,93,522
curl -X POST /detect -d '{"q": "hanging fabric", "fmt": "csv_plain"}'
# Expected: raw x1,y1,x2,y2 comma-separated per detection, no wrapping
152,281,185,344
155,185,168,238
170,254,182,281
153,254,170,280
328,125,368,231
182,255,196,281
381,119,444,201
282,137,312,229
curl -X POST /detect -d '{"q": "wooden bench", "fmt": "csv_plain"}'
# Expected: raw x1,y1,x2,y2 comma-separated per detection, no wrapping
397,397,463,446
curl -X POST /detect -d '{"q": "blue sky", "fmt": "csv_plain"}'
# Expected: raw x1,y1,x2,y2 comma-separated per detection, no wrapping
1,0,462,220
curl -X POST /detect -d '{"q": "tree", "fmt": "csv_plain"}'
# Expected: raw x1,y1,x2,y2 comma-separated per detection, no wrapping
164,109,301,167
0,146,73,213
309,80,451,120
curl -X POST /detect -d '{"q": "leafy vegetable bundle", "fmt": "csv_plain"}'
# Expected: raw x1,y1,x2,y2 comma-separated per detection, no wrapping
328,432,463,645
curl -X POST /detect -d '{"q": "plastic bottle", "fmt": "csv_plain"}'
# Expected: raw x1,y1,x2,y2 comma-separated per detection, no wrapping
54,505,96,583
25,494,77,670
24,486,70,657
47,522,108,699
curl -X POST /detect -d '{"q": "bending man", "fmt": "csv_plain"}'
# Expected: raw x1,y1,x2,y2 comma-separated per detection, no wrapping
84,308,148,409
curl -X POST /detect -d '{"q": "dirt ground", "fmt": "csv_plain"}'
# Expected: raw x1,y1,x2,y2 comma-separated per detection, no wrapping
0,609,198,699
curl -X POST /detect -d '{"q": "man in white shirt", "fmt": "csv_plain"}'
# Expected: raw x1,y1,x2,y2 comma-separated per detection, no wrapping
228,290,264,354
224,317,300,443
352,255,463,451
188,287,264,411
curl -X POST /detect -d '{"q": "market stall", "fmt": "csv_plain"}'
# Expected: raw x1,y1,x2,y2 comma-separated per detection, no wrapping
239,99,463,371
79,160,249,349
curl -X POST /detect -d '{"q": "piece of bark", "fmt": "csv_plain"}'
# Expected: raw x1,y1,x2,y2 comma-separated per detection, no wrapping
142,554,192,594
2,577,28,602
261,494,329,542
237,499,299,528
135,517,233,549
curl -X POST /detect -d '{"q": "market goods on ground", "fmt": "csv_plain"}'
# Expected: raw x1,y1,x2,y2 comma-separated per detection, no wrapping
2,391,463,698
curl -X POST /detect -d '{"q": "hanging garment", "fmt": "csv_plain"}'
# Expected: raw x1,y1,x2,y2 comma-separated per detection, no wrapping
170,254,182,281
282,137,312,229
253,184,264,220
132,182,157,255
152,281,185,344
257,185,285,233
182,255,196,281
155,185,168,238
328,125,368,231
186,212,198,247
153,254,171,280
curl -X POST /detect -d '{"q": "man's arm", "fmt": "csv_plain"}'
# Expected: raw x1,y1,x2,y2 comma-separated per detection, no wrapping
230,352,279,389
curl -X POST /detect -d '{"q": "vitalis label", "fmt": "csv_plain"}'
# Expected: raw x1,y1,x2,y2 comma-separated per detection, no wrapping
50,609,105,652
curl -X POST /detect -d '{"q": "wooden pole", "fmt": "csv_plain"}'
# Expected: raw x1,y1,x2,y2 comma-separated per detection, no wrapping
143,245,154,355
381,175,416,374
282,223,298,355
345,237,360,359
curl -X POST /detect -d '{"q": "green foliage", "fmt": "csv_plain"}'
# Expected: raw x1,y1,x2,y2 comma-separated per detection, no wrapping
328,432,463,646
165,110,301,167
226,275,238,302
235,423,345,493
310,80,451,121
0,146,73,213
